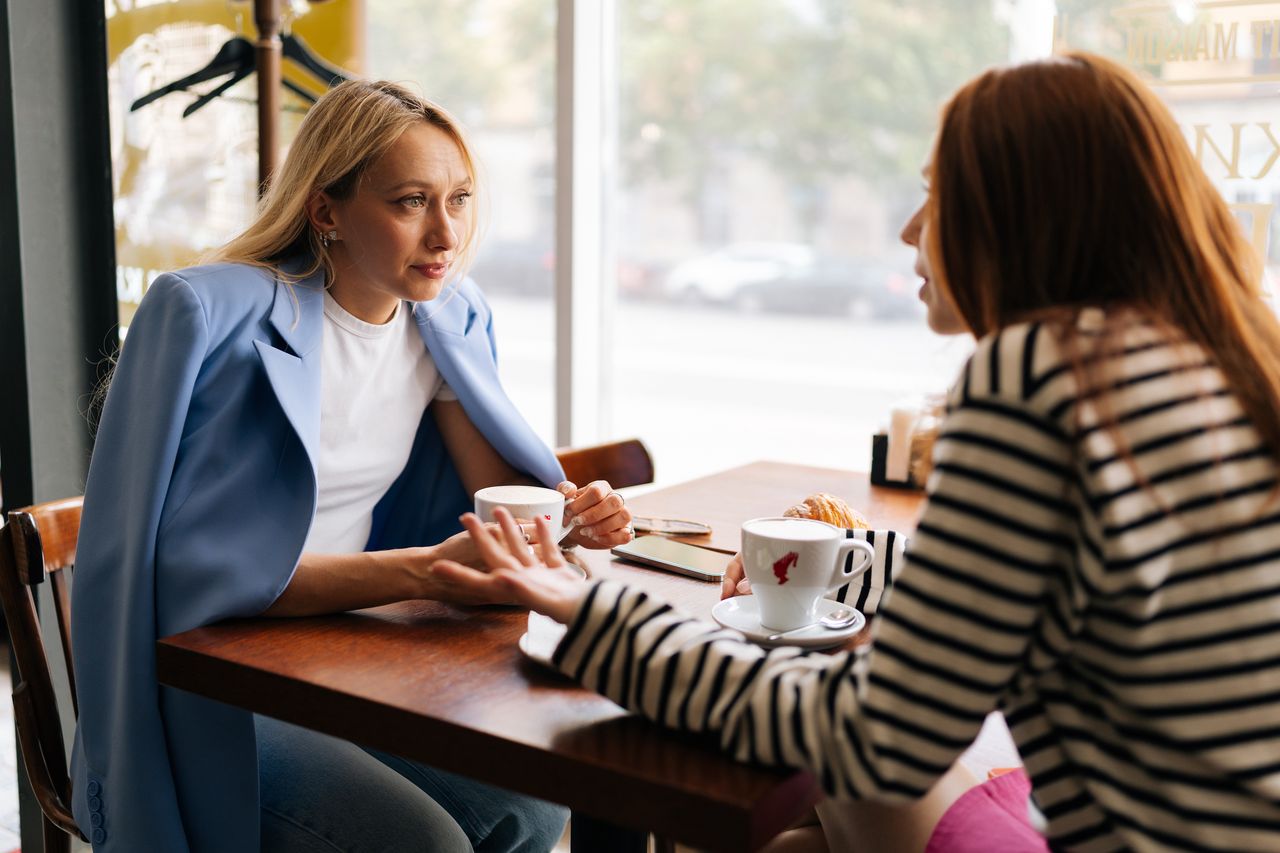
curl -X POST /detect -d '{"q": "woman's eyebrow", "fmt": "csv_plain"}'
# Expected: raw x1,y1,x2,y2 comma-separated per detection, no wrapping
382,176,473,193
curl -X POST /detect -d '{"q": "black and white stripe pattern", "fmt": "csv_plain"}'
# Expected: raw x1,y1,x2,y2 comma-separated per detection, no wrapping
830,528,904,615
554,313,1280,852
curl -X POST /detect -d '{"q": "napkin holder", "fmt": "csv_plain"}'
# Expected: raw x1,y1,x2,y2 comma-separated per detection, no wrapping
870,404,926,490
870,434,920,489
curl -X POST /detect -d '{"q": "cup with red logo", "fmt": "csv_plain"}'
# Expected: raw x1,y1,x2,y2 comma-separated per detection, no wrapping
740,517,875,631
474,485,575,543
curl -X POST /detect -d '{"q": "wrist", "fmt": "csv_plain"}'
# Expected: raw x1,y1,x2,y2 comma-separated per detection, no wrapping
542,573,594,625
555,587,591,625
388,546,441,600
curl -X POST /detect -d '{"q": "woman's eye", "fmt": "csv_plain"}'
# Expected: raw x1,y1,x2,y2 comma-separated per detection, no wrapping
451,192,472,208
401,196,426,209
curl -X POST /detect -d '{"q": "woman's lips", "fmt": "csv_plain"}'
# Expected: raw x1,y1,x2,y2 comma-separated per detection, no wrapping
413,262,449,280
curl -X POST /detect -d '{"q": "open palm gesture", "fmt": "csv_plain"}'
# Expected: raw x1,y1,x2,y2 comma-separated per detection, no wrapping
430,507,591,624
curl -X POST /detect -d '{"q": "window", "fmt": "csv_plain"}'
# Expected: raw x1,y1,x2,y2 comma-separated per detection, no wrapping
601,0,1010,481
367,0,558,443
105,0,1280,483
1056,1,1280,283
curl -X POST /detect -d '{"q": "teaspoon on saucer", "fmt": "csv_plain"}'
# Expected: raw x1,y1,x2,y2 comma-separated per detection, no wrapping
765,607,859,643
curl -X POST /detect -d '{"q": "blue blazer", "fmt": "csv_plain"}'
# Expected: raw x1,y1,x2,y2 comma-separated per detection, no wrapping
69,260,564,851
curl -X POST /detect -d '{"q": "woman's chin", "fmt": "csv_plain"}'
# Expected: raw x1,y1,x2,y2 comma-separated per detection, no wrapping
407,280,448,303
925,306,967,335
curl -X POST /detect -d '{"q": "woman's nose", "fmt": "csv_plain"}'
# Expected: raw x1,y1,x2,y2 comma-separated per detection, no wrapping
425,208,458,251
900,205,923,246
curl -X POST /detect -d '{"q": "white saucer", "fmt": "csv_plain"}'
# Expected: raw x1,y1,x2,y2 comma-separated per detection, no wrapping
711,597,865,649
517,611,567,665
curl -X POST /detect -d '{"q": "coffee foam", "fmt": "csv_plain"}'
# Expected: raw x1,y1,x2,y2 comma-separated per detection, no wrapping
476,485,563,503
742,517,835,540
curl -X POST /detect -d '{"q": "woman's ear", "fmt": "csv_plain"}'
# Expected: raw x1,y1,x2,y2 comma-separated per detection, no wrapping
305,191,339,235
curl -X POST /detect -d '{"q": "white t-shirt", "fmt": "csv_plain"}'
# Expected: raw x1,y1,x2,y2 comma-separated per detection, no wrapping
302,292,456,554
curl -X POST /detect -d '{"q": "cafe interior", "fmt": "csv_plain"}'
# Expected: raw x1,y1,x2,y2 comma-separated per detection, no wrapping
1,1,1278,851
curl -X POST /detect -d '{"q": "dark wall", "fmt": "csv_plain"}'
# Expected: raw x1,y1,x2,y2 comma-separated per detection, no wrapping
0,3,116,850
0,0,117,512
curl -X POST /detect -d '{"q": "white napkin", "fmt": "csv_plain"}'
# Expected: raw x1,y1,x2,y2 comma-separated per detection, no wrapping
885,405,920,482
520,611,567,665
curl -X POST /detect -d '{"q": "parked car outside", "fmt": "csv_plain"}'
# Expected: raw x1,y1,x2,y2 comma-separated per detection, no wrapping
471,241,664,301
661,242,817,304
663,242,922,319
737,257,923,319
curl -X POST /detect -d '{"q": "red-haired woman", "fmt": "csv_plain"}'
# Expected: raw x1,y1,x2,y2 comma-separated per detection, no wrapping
433,52,1280,851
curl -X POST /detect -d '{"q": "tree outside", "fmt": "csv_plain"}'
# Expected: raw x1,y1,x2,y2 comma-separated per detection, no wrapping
617,0,1009,246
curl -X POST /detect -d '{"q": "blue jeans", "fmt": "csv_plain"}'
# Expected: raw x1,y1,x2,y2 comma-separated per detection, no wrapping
257,715,568,852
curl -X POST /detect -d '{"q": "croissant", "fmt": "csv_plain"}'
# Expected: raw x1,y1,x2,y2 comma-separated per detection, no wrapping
783,492,870,529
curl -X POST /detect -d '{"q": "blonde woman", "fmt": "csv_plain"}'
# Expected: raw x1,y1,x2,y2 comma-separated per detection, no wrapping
71,81,632,852
434,53,1280,852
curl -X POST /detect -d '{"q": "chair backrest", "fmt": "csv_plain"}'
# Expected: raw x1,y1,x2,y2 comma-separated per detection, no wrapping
555,438,655,490
0,496,86,849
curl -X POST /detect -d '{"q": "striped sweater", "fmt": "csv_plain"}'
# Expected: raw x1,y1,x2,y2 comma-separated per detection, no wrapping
553,313,1280,852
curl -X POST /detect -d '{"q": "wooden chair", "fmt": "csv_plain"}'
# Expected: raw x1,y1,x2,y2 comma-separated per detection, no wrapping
555,438,654,489
0,497,87,852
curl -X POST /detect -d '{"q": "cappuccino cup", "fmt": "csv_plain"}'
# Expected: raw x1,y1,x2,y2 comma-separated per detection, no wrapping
741,517,875,631
474,485,574,543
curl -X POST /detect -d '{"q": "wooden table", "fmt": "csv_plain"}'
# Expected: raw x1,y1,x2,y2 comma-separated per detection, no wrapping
156,462,924,852
627,460,924,555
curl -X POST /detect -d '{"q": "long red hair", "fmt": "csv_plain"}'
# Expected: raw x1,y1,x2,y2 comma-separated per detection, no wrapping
929,52,1280,462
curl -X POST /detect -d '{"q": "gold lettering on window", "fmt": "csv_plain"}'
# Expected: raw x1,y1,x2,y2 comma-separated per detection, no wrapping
1193,124,1246,179
1231,203,1274,272
1215,22,1238,61
1253,124,1280,181
1125,22,1242,65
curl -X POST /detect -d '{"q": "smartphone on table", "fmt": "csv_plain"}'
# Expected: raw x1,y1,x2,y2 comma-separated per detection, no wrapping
610,535,731,582
631,517,713,536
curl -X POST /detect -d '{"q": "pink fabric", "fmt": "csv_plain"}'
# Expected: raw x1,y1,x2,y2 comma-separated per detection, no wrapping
924,770,1050,853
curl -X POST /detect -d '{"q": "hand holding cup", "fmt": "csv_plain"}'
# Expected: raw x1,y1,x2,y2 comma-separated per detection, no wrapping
556,480,635,549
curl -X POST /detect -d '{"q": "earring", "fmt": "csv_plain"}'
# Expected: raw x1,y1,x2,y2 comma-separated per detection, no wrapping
320,230,337,248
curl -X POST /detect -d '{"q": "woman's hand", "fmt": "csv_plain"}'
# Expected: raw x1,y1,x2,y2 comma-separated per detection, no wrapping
556,480,634,549
428,522,532,570
719,552,752,600
430,508,592,624
411,522,534,607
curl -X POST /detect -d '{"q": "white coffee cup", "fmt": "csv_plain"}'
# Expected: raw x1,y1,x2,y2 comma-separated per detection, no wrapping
741,517,875,631
474,485,574,543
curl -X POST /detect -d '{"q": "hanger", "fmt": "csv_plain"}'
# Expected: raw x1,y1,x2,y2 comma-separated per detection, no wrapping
130,37,254,112
131,30,346,117
181,64,252,117
281,77,320,104
282,32,354,87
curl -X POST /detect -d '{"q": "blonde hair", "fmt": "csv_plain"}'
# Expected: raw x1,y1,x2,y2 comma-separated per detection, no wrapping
211,80,482,288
